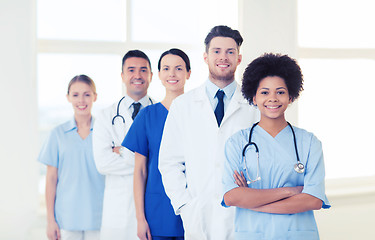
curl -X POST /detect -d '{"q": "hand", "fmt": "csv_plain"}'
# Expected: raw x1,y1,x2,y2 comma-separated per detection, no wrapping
112,146,121,154
137,218,152,240
234,170,248,187
46,220,60,240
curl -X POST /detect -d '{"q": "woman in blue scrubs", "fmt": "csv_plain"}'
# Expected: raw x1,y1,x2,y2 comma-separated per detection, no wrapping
222,53,330,240
38,75,104,240
123,49,191,240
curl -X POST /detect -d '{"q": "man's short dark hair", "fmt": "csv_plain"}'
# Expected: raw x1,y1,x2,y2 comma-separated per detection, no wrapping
204,25,243,52
122,50,152,72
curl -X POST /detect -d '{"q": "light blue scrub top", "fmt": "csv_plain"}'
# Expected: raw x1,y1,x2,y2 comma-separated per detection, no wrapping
222,125,330,240
38,118,105,231
123,103,184,237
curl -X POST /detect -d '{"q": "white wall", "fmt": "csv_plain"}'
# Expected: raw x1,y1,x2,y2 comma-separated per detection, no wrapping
0,0,39,239
239,1,375,239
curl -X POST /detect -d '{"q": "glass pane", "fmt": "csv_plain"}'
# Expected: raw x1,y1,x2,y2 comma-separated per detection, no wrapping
38,53,122,134
37,0,126,41
131,0,238,44
131,0,200,43
298,59,375,179
298,0,375,48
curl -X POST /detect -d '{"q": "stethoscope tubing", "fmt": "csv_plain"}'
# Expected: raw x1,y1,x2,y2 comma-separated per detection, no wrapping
111,96,153,125
242,121,304,182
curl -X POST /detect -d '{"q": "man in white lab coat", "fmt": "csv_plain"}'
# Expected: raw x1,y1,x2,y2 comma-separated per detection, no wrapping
93,50,153,240
159,26,258,240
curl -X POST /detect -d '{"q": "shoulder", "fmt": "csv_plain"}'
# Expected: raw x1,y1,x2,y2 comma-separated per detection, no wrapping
174,85,204,104
227,128,250,145
292,126,322,146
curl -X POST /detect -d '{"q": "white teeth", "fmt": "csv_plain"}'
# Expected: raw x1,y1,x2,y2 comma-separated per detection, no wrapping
133,81,143,85
167,80,178,83
218,64,228,68
78,106,86,109
267,106,279,109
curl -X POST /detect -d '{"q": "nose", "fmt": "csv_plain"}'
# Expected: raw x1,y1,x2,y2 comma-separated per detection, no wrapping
219,51,227,60
169,69,176,77
268,92,278,101
78,95,85,102
135,70,142,79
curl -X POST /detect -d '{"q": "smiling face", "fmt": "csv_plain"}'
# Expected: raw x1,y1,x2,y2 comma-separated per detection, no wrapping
67,81,97,117
158,54,190,93
253,76,291,123
121,57,152,101
204,37,242,85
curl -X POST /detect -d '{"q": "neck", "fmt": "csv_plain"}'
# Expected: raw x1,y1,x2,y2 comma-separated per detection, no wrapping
74,114,92,128
209,76,234,89
258,117,288,137
161,88,184,110
127,92,146,102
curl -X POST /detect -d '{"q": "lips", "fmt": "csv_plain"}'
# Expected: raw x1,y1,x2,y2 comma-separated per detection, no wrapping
166,79,178,84
266,105,281,109
77,105,87,110
217,63,230,69
131,79,144,85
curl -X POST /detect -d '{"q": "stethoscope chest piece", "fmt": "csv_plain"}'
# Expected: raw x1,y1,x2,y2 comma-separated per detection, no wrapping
294,162,305,174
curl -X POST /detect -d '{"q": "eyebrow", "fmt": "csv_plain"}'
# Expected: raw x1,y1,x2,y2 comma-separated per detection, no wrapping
162,65,183,68
259,87,287,90
127,66,149,70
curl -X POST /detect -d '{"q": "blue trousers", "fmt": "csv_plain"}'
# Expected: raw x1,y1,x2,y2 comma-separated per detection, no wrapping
152,237,184,240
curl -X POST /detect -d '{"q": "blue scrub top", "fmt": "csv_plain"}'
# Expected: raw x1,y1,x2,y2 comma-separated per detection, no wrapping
38,118,105,231
123,103,184,237
222,125,330,240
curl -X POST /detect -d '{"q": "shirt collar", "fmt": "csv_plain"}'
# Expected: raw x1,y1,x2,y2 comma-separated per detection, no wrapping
63,117,94,133
205,79,237,100
123,94,151,110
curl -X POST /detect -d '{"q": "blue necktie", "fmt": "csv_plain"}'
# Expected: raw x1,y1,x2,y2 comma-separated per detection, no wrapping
214,90,225,127
132,102,141,120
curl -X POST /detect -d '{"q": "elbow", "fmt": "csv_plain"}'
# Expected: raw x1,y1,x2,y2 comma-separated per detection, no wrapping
223,191,236,207
311,198,323,210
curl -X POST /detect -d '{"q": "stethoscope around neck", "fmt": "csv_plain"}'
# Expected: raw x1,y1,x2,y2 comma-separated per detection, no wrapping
111,96,153,125
242,122,305,185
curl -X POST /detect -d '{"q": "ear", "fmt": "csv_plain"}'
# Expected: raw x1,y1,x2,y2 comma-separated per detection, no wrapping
121,71,125,83
203,52,208,64
149,72,153,83
237,54,242,66
186,70,191,80
253,96,257,106
93,93,97,102
66,94,71,103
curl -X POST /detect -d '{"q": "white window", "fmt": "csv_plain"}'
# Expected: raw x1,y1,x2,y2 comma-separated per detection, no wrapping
37,0,239,194
297,0,375,179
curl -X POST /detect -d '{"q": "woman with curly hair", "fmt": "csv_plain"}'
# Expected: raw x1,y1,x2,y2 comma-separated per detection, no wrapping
222,53,330,240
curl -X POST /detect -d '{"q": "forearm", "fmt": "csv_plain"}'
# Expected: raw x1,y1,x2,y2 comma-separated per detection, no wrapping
134,153,147,221
45,168,57,222
251,193,323,214
224,186,302,209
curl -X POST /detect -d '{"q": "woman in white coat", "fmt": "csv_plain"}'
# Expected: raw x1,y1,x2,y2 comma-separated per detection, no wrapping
93,50,153,240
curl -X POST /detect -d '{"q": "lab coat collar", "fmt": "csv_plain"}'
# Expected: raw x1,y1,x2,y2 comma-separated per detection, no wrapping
123,94,152,110
63,117,94,133
194,79,245,104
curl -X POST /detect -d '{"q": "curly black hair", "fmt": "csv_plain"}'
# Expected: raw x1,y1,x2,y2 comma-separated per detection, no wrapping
241,53,304,105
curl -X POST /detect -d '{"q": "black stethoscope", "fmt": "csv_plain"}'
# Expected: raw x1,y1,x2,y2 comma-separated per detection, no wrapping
111,96,153,125
242,122,305,184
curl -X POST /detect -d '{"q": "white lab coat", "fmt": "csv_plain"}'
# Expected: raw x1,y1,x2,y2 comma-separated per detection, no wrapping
159,83,259,240
93,95,153,240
